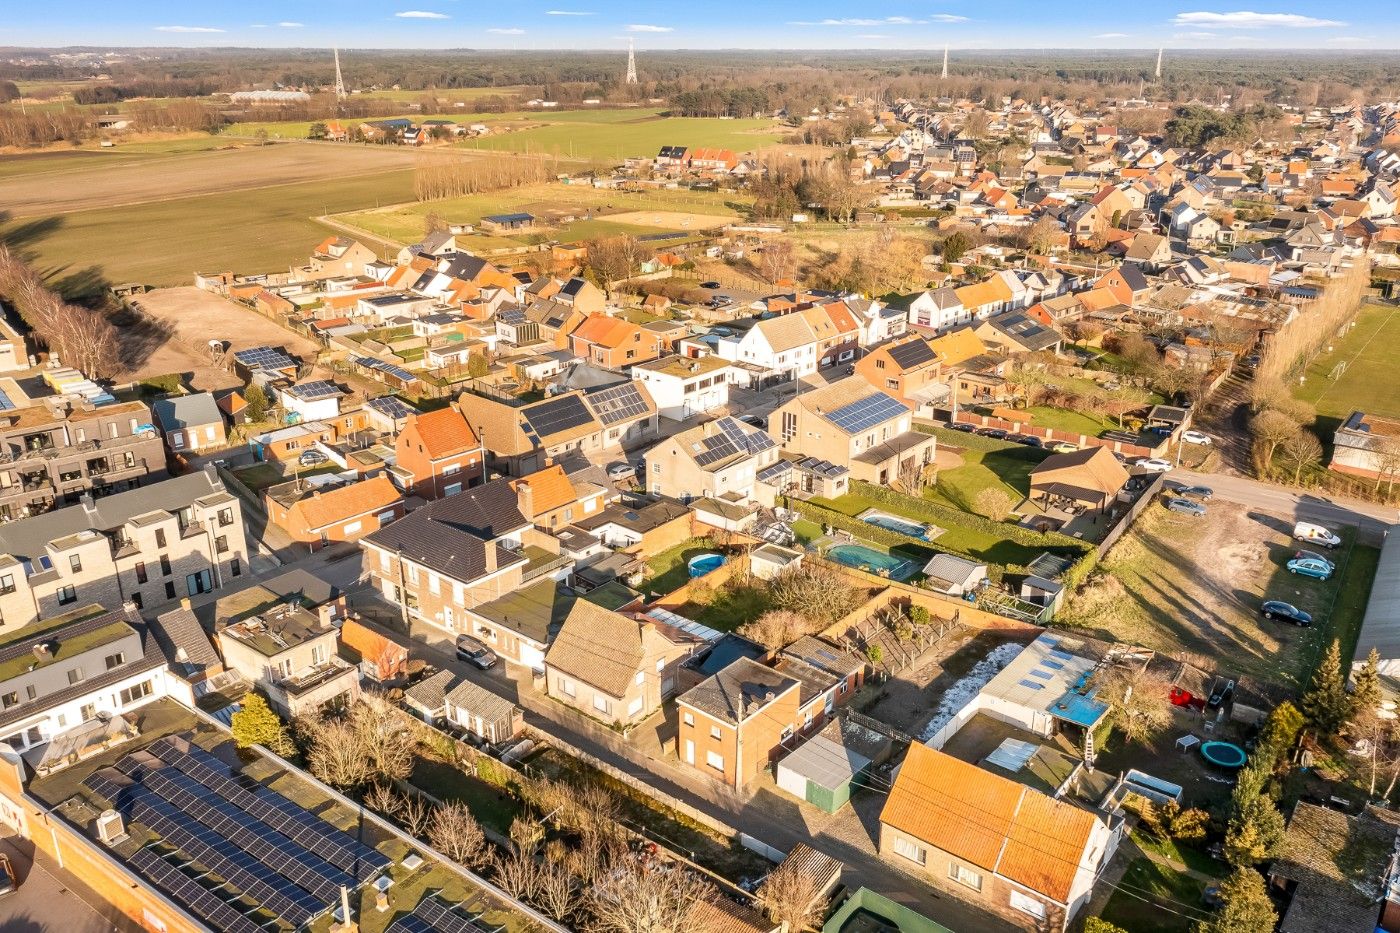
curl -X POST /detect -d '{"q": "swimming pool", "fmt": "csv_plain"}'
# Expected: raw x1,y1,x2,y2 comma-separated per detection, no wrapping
863,511,929,539
687,553,725,578
826,544,918,580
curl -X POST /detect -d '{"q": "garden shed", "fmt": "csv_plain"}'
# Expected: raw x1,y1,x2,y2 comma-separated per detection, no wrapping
776,718,891,813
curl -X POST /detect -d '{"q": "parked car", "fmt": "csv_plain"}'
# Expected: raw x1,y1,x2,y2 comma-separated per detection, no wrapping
739,414,766,428
699,281,721,289
1177,484,1213,501
298,449,328,467
1261,600,1313,627
975,427,1009,440
1010,434,1043,447
455,635,498,670
0,853,14,898
1287,556,1334,580
1181,430,1213,446
1293,549,1335,570
1049,441,1079,454
1292,521,1341,549
947,422,977,433
606,461,636,481
1137,458,1173,473
1146,425,1174,438
1164,497,1207,517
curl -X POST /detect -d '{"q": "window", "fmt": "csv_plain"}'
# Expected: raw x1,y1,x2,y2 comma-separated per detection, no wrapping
80,703,95,720
710,725,722,740
0,574,13,595
627,696,643,716
69,554,82,573
24,686,35,701
131,592,142,610
155,529,167,548
164,582,176,599
0,692,15,710
119,680,153,706
875,359,885,369
1009,892,1045,919
948,863,982,891
592,695,612,715
634,671,645,686
230,559,241,578
104,652,125,670
135,562,147,584
893,836,927,865
218,507,234,527
159,555,171,576
342,520,362,535
215,535,228,554
311,644,328,666
56,585,77,605
682,712,694,727
705,750,725,771
557,677,576,698
656,657,665,673
67,667,83,685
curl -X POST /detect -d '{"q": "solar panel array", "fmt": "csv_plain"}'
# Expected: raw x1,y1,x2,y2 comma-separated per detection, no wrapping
0,389,14,412
353,356,419,384
368,395,419,420
85,770,324,927
385,895,500,933
756,460,793,484
824,392,907,434
522,394,593,441
288,380,342,401
233,346,298,373
692,417,778,469
148,737,389,880
886,339,938,369
795,456,848,478
126,847,270,933
586,383,649,426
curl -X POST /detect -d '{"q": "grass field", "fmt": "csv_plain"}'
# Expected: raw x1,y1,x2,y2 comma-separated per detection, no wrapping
456,113,784,162
1294,301,1400,420
1099,858,1211,933
924,443,1048,513
337,181,749,246
2,169,411,286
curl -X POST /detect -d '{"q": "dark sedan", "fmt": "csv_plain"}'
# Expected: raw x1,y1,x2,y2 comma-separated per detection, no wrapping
1260,600,1313,627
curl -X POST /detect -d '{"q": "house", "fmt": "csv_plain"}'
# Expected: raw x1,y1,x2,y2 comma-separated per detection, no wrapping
713,315,819,382
544,601,699,726
974,313,1062,355
569,314,664,368
393,407,484,499
1269,802,1400,933
574,496,693,554
0,468,247,632
265,474,404,552
643,416,780,504
462,578,573,670
480,213,535,232
278,380,347,423
0,603,192,759
151,394,226,455
889,288,965,332
1028,447,1130,513
524,276,606,318
1330,411,1400,480
216,599,360,718
403,669,522,744
768,377,937,486
655,145,690,167
631,354,735,421
307,236,378,278
854,336,950,415
509,463,606,532
1092,264,1152,307
688,148,740,172
338,618,408,683
879,742,1116,931
1122,232,1173,271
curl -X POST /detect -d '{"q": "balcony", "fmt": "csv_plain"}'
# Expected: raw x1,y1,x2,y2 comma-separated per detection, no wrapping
278,659,356,696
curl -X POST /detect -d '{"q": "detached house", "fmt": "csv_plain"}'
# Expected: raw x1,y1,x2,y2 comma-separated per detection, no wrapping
266,474,404,552
306,236,378,279
644,416,780,504
854,336,950,415
393,407,484,499
569,314,664,368
631,354,735,421
714,315,819,382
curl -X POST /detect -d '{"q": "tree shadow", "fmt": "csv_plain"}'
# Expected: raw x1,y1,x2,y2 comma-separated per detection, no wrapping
107,304,174,373
0,210,65,259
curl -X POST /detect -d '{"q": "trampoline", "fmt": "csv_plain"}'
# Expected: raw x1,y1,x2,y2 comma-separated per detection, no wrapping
1199,741,1247,769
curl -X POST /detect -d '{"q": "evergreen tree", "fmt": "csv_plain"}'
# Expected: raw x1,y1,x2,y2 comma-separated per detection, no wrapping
1301,639,1349,733
231,693,293,754
1256,700,1304,765
1351,647,1383,726
1193,868,1277,933
243,384,269,424
1223,793,1286,867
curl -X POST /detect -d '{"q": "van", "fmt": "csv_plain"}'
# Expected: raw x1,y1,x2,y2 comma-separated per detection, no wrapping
1292,521,1341,549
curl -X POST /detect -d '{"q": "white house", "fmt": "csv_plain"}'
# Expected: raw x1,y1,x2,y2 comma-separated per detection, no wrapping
278,381,346,423
714,315,819,382
630,354,735,421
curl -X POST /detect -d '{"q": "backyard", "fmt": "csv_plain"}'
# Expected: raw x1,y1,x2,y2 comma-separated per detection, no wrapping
1098,853,1218,933
1063,500,1379,688
920,429,1050,514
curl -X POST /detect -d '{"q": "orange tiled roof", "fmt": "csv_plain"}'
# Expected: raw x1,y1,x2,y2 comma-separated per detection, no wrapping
290,475,402,532
510,464,578,518
411,407,480,458
572,314,641,349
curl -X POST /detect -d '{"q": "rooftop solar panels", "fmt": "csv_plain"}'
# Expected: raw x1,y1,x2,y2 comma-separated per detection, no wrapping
824,392,907,435
368,395,419,420
287,380,343,401
886,339,938,369
387,917,440,933
522,394,593,441
233,346,298,373
756,460,793,484
586,382,649,426
413,895,499,933
0,389,14,412
126,848,270,933
692,417,777,469
353,356,419,384
795,456,848,478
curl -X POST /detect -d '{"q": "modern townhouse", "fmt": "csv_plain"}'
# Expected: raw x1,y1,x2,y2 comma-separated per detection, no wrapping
215,598,360,718
713,314,820,383
151,393,226,456
631,354,736,421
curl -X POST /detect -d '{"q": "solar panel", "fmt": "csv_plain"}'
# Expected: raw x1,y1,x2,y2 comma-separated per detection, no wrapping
756,460,792,484
824,392,907,434
586,383,649,426
524,394,593,439
148,738,389,879
886,339,938,369
289,380,342,401
233,346,298,372
387,917,439,933
127,847,270,933
85,770,325,926
368,395,419,420
413,896,496,933
0,389,14,412
353,356,420,384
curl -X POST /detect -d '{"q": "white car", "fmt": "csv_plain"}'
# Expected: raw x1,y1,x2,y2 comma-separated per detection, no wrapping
1181,430,1213,446
1137,458,1173,473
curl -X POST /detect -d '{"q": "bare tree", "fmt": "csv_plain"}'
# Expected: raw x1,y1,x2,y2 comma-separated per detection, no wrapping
400,793,434,838
896,456,930,494
1251,410,1300,472
739,609,814,650
769,560,862,624
534,856,583,922
493,849,541,901
759,239,796,284
305,718,372,789
364,782,405,819
589,862,718,933
1277,430,1323,485
354,692,416,783
962,109,991,139
1371,437,1400,495
1095,665,1174,745
756,858,828,933
974,488,1014,522
428,801,489,867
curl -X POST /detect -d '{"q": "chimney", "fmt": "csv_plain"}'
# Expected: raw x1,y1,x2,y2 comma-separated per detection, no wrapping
516,480,534,520
483,541,498,573
180,598,192,611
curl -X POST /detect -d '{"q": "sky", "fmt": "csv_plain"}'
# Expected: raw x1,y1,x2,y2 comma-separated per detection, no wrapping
5,3,1399,50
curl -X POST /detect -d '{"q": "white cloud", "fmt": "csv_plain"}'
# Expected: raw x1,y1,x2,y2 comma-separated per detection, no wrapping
155,25,225,33
930,14,969,23
395,10,449,19
856,34,893,39
790,17,919,26
1173,31,1219,40
250,24,268,28
546,9,595,14
1171,11,1345,29
1091,32,1131,39
488,27,525,34
278,21,304,28
626,24,673,32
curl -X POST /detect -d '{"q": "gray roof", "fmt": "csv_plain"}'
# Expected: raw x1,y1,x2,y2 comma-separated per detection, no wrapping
1355,530,1400,675
0,469,229,561
778,720,876,792
921,553,986,587
152,393,222,432
149,606,221,677
680,656,799,725
363,477,528,583
404,669,457,713
445,677,517,723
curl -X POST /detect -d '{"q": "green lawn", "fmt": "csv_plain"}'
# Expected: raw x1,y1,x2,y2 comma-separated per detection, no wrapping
1294,302,1400,420
409,757,521,834
643,539,718,597
1132,832,1227,879
1099,858,1212,933
925,444,1047,514
456,114,784,163
2,170,411,286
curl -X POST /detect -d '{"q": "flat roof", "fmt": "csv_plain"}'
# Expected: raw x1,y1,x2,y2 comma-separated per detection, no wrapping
1355,528,1400,684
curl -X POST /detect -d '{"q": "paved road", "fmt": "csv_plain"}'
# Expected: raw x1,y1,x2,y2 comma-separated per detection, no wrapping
0,835,137,933
1171,468,1396,545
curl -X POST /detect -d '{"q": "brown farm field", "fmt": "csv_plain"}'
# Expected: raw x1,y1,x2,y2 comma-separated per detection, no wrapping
0,140,419,215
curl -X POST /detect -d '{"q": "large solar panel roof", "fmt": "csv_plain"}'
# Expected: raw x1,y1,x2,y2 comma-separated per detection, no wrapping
353,356,419,383
368,395,419,420
886,338,938,369
587,382,649,426
233,345,298,372
824,392,906,434
523,394,593,440
127,848,269,933
287,379,343,401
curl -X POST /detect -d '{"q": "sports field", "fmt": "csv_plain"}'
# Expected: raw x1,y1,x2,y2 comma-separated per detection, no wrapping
1294,302,1400,419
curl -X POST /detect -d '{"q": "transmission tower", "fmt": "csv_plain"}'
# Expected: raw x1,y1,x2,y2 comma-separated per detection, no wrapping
333,47,346,100
626,38,638,84
941,44,949,80
1155,47,1163,80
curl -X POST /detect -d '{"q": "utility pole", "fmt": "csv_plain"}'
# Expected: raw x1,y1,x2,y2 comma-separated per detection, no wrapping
626,38,638,85
333,47,346,101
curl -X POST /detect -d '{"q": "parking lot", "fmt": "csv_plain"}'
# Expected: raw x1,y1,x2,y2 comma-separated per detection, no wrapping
1063,498,1379,689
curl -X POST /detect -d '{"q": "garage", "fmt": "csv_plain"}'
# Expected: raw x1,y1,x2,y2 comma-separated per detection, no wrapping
775,719,890,814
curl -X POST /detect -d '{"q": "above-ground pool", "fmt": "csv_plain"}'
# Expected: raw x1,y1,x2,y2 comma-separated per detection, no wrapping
826,543,918,580
687,553,725,578
859,509,931,540
1199,741,1247,769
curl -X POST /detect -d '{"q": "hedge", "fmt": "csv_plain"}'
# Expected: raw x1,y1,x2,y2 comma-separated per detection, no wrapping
847,482,1089,554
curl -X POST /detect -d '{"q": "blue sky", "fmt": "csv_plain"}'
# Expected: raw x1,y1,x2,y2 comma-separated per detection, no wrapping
6,3,1398,50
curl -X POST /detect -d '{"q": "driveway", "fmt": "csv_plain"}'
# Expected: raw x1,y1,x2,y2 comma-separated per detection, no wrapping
1172,468,1396,545
0,834,138,933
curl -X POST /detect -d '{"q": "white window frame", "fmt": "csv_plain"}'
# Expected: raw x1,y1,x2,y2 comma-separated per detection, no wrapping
893,836,926,865
948,863,983,891
705,750,725,771
1009,891,1046,919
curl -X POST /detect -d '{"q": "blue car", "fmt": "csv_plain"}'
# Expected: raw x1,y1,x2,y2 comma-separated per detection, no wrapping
1287,557,1333,580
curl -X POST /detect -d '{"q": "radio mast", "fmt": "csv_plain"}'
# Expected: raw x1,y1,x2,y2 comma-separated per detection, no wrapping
333,47,346,100
626,39,638,84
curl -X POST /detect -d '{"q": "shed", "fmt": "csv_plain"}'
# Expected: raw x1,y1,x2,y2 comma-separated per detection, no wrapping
750,543,804,581
775,718,891,813
1354,529,1400,693
446,677,522,745
921,553,987,597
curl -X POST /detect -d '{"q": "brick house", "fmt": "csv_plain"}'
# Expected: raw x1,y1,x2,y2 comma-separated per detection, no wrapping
393,407,484,499
265,475,405,552
151,393,227,455
853,336,950,414
569,315,664,369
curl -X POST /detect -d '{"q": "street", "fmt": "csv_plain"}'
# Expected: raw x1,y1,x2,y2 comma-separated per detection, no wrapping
0,834,138,933
1172,468,1396,545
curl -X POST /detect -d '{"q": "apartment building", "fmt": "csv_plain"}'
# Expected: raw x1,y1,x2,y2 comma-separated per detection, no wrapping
216,600,360,718
0,398,168,522
0,468,248,634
